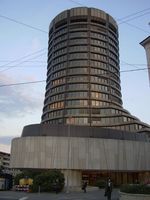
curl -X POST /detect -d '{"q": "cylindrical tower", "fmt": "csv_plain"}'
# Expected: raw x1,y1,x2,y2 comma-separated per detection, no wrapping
41,7,150,132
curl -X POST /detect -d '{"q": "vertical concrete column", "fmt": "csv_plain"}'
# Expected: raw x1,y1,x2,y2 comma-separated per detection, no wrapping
62,170,82,190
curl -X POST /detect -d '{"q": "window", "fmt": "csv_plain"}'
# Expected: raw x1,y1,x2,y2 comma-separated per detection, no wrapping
66,100,88,107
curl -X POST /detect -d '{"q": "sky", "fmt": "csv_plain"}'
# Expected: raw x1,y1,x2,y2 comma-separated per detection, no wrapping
0,0,150,153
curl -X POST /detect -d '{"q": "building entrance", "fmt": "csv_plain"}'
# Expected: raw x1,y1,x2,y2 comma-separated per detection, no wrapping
82,171,150,186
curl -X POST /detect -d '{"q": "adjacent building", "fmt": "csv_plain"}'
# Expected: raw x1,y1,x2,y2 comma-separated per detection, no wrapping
11,7,150,187
140,36,150,85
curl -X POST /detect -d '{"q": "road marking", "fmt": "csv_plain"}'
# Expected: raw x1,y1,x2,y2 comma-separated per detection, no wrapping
19,197,28,200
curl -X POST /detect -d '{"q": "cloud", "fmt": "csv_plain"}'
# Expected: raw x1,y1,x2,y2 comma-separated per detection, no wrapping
31,37,42,52
0,136,14,145
0,73,43,118
0,144,11,153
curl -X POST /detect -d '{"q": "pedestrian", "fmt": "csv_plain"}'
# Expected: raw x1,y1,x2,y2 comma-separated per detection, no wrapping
104,178,113,200
82,181,88,193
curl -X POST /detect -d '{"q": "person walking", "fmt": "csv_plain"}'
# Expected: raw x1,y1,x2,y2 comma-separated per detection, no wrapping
82,181,88,193
104,178,113,200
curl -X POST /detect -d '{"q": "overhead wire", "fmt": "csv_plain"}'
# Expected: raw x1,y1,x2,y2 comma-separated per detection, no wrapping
117,7,150,22
68,0,150,34
0,67,150,88
0,80,46,87
0,14,48,34
0,1,149,75
0,60,46,63
0,52,46,72
0,48,46,68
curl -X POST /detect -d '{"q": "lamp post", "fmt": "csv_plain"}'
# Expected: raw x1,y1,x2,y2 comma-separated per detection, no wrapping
66,116,72,193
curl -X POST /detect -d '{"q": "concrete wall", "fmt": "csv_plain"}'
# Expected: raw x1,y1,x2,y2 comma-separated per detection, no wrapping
10,136,150,171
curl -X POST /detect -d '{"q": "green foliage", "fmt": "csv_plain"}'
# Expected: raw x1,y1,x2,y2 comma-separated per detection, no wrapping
14,173,24,185
14,170,41,185
14,169,65,193
96,180,106,188
0,166,4,174
120,184,150,194
30,170,65,193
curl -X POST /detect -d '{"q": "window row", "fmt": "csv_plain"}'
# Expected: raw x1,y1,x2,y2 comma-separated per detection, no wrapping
90,25,106,34
90,60,107,69
106,124,143,132
53,41,67,51
91,76,108,84
69,60,88,67
66,108,89,115
108,38,118,49
91,116,133,125
54,28,67,38
69,38,88,46
69,45,88,52
108,31,118,42
109,72,119,82
54,34,68,44
52,55,67,65
91,46,107,55
111,88,121,97
66,117,89,125
49,101,64,109
109,44,118,55
51,69,66,79
47,63,63,75
69,52,88,60
66,100,88,107
91,39,106,47
49,54,118,69
109,51,117,60
68,83,89,90
91,53,107,61
50,85,66,94
68,67,88,74
69,24,87,30
66,91,88,98
48,60,108,76
91,92,109,100
52,77,66,86
91,100,109,107
48,110,63,118
110,95,122,105
90,32,106,41
53,47,67,58
67,76,89,82
46,93,65,103
46,92,89,104
109,58,118,67
69,31,88,38
109,65,119,74
91,68,107,75
45,118,63,124
110,80,120,90
91,83,108,92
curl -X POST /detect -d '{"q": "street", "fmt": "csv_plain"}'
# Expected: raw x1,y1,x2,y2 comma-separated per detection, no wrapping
0,189,120,200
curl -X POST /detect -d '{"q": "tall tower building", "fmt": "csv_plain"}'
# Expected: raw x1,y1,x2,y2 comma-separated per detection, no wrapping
11,7,150,187
41,7,149,132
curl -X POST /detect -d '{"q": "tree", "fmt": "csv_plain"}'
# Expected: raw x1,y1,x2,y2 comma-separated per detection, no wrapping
31,170,65,192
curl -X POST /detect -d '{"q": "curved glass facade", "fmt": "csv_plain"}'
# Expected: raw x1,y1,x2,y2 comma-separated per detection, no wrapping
41,7,150,133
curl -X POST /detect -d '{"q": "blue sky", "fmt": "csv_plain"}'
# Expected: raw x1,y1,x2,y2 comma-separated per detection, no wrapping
0,0,150,152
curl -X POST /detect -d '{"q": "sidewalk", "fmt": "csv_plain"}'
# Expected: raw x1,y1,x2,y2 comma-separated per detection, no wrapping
0,189,120,200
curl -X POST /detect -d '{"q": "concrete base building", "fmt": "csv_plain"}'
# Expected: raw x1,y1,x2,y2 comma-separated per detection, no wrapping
11,7,150,187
